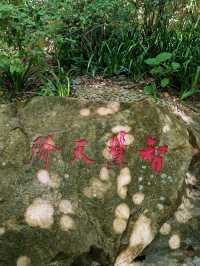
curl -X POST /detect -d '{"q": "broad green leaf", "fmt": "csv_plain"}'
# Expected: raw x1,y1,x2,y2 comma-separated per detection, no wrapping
150,66,164,75
0,4,14,19
144,82,157,95
144,58,160,65
171,62,181,71
0,55,9,69
161,78,170,88
156,52,172,63
10,59,24,75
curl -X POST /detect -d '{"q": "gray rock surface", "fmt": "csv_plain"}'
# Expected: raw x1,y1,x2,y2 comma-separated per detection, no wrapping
0,95,199,266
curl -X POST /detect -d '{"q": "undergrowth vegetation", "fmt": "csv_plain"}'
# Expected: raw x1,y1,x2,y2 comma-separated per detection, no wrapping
0,0,199,101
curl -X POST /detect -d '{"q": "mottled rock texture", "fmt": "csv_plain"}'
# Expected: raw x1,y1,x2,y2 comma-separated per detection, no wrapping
0,96,199,266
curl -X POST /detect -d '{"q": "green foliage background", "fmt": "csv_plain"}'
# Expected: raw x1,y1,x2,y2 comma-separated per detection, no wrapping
0,0,199,99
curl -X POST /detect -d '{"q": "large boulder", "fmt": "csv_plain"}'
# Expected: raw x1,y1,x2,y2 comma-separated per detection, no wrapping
0,96,198,266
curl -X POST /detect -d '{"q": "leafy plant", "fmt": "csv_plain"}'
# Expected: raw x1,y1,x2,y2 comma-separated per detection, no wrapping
144,82,157,98
180,66,200,100
0,0,200,101
0,53,44,98
38,61,72,96
144,52,181,91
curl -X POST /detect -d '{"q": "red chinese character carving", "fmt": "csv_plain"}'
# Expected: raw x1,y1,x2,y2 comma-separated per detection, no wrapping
70,139,96,164
108,130,127,165
139,136,168,173
31,134,61,169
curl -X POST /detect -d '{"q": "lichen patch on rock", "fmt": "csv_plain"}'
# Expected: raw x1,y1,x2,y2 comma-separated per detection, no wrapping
132,192,145,205
129,215,154,247
113,217,127,234
16,256,31,266
168,234,181,249
120,133,134,146
96,106,113,116
80,108,91,116
115,203,130,220
117,167,132,199
25,198,54,229
0,227,5,236
59,199,74,214
114,214,155,265
111,125,131,133
99,167,110,181
159,222,171,235
60,215,75,232
162,124,170,133
36,169,51,185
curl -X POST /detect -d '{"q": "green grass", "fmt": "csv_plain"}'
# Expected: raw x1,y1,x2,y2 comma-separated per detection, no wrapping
0,0,199,100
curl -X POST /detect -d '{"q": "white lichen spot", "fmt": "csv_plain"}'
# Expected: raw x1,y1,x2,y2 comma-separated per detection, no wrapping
132,192,145,205
0,227,5,236
60,215,75,232
25,198,54,229
118,133,134,146
117,186,128,200
99,167,110,181
161,173,167,178
129,215,154,247
80,108,91,116
168,234,181,250
36,170,60,188
117,168,132,199
36,169,51,186
114,249,133,266
138,176,143,182
185,172,197,186
96,107,113,116
59,200,74,215
113,217,127,234
118,168,132,183
107,101,120,113
83,178,111,199
159,223,171,235
111,125,131,134
139,185,144,191
157,203,164,211
64,173,69,179
168,176,173,182
115,203,130,220
160,196,165,201
16,256,31,266
102,147,113,160
162,124,170,133
114,215,154,265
